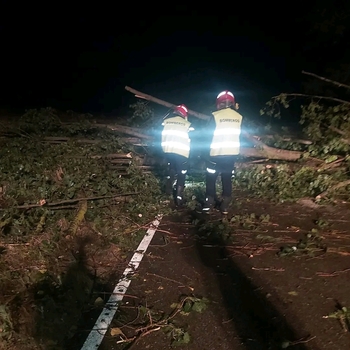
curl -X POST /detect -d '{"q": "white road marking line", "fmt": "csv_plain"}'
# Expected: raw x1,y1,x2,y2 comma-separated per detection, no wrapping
81,214,163,349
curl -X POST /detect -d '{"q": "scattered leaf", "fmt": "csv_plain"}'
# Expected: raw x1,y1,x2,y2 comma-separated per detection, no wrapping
110,327,123,336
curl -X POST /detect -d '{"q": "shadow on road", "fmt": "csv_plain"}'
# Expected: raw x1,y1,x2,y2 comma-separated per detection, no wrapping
32,236,114,350
193,214,316,350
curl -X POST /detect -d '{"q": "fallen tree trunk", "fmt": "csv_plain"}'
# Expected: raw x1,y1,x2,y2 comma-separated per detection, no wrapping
125,86,311,162
255,135,313,145
238,146,303,161
125,86,211,122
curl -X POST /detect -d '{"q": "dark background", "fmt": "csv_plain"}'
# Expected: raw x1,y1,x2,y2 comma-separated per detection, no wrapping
0,1,348,125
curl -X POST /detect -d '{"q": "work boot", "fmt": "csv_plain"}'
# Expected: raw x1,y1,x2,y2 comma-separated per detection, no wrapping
214,195,221,210
219,196,231,215
202,196,214,214
174,185,184,207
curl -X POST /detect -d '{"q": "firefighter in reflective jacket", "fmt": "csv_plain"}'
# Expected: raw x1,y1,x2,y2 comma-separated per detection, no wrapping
161,104,194,206
201,90,242,214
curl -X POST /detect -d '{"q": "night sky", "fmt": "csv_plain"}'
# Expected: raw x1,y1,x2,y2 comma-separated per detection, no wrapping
0,2,324,124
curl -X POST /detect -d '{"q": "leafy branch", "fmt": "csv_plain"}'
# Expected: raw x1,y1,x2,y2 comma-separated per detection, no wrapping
270,93,350,107
323,306,350,332
115,295,209,348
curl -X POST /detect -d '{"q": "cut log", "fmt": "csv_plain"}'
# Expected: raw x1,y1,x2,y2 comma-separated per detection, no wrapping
125,86,210,121
91,152,133,159
120,137,144,144
95,123,153,140
43,137,100,144
109,159,132,165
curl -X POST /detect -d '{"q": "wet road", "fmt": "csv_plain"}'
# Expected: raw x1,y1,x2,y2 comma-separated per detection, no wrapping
95,211,309,350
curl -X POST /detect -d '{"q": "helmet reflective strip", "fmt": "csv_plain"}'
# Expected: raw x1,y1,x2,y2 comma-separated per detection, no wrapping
217,91,234,98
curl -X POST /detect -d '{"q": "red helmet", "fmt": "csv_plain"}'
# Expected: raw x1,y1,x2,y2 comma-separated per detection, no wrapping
216,90,235,109
174,104,188,118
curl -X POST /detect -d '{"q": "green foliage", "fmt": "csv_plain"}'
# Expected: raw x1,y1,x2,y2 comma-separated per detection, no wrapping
0,304,13,340
183,183,206,210
261,95,350,160
166,296,209,346
230,213,270,229
277,231,327,257
179,296,209,314
164,326,191,346
260,93,290,119
0,108,165,245
300,102,350,158
128,101,157,128
235,165,337,202
248,91,350,202
196,219,233,241
315,218,329,228
325,306,350,332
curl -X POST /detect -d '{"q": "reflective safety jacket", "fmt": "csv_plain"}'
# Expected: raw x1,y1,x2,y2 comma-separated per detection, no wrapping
161,115,193,158
209,108,242,157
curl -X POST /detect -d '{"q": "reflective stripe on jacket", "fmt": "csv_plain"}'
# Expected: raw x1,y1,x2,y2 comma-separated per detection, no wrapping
161,116,193,158
209,108,242,156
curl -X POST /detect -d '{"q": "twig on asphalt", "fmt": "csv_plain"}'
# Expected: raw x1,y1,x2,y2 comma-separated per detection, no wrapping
126,296,193,349
149,242,170,247
0,243,30,246
326,248,350,256
222,317,234,324
316,268,350,277
146,272,194,291
288,334,316,345
252,267,285,272
180,244,194,250
153,228,175,235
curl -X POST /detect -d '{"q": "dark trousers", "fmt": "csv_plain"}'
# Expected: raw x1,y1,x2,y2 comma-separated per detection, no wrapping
205,155,236,199
165,153,188,188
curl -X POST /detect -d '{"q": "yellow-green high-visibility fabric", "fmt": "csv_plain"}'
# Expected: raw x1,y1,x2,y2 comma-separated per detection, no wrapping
161,116,192,158
209,108,242,156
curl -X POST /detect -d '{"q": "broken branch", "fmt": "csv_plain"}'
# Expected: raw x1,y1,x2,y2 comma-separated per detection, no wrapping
271,93,350,105
316,180,350,200
302,71,350,90
1,192,140,210
125,86,210,121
